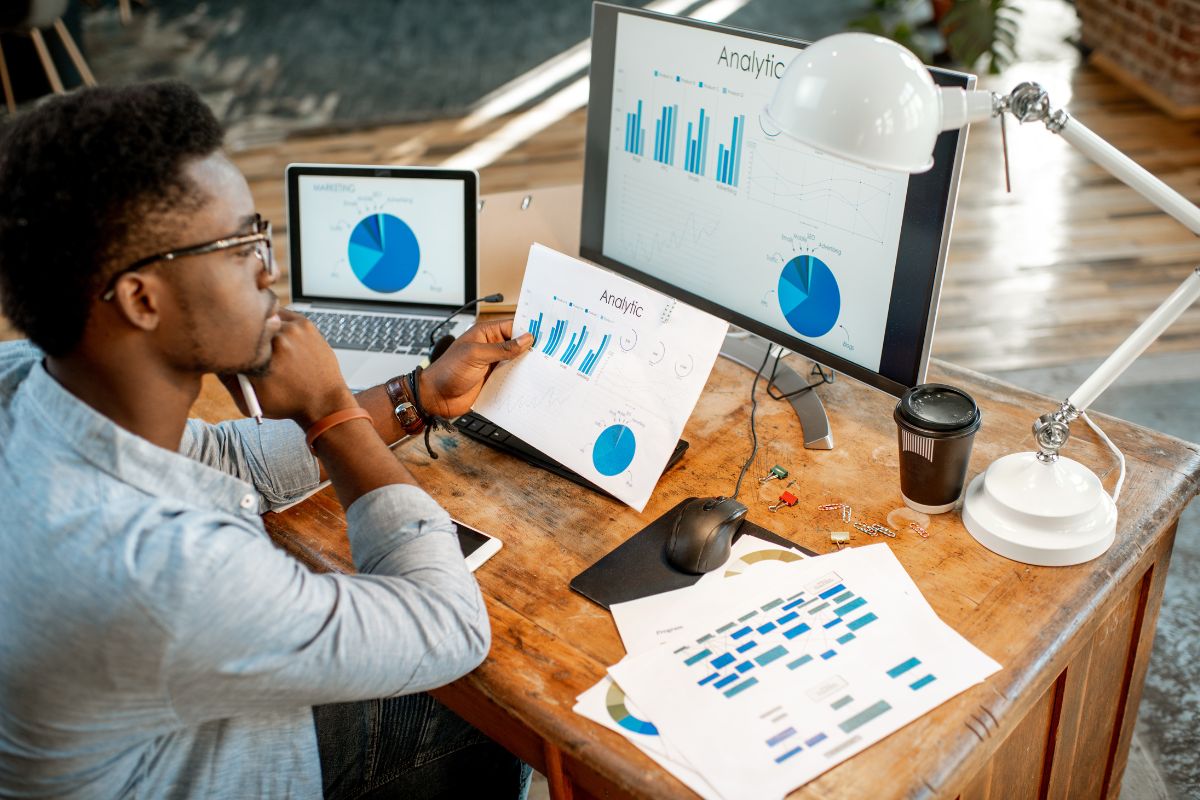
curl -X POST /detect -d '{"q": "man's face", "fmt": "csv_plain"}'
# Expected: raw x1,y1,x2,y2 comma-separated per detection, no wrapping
153,153,281,376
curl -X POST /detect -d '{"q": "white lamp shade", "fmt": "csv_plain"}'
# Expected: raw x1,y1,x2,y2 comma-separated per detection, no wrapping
764,33,944,173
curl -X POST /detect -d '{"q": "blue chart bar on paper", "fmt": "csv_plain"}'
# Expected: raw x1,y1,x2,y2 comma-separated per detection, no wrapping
684,108,709,175
579,334,610,376
887,657,921,678
560,325,589,366
541,320,567,357
624,100,645,156
654,104,678,165
715,114,745,186
838,700,892,734
527,313,543,346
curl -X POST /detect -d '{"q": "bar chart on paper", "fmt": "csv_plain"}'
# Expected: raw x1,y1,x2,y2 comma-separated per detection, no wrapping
526,306,616,379
608,545,1001,798
472,244,729,511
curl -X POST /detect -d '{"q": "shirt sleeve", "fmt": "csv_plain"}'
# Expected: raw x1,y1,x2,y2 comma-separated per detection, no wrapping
143,484,489,724
180,418,320,512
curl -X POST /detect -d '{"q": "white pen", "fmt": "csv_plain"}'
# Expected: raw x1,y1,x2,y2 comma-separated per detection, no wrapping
236,373,264,425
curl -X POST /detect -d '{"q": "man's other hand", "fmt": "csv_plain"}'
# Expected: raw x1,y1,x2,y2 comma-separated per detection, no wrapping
419,319,533,418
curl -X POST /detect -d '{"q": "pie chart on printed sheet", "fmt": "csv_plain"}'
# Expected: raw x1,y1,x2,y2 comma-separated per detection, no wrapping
592,424,637,477
778,254,840,338
348,213,421,293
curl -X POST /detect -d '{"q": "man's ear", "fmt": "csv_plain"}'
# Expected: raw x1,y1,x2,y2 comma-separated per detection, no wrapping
110,272,165,332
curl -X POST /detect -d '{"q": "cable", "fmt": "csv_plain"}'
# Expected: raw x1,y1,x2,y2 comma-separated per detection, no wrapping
764,347,835,401
730,344,774,501
1081,411,1126,504
427,293,504,348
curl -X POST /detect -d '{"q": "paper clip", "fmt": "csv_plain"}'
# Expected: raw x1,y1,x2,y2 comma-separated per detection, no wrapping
818,502,852,523
853,522,896,538
910,522,929,539
769,491,799,512
759,465,789,484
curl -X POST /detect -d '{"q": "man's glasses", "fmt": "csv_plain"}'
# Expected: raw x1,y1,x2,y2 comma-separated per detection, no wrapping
100,214,276,301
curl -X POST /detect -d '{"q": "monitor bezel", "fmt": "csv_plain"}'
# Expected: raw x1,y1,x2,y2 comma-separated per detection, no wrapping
580,3,975,397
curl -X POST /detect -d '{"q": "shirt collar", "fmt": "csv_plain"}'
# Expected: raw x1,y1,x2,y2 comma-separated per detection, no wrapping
19,360,261,517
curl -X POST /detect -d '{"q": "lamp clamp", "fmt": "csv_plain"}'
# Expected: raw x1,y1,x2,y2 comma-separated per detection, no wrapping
1033,401,1081,463
999,82,1070,133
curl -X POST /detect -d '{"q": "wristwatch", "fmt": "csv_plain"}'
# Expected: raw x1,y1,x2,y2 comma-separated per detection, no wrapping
385,373,426,435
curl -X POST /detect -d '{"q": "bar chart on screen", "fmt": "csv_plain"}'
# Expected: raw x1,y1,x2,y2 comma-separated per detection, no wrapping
603,14,913,377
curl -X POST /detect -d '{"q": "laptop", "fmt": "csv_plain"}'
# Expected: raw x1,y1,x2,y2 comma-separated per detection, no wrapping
476,184,582,313
285,164,478,390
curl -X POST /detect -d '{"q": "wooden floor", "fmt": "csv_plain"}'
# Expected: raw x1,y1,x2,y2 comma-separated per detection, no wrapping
3,18,1199,376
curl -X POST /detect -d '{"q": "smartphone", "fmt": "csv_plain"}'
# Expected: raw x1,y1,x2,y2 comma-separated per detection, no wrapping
454,519,502,571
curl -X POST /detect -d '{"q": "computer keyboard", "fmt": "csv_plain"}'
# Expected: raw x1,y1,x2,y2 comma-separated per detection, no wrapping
453,410,688,499
300,310,439,355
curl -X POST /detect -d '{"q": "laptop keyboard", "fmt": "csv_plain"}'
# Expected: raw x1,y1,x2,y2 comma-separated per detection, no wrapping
300,311,440,355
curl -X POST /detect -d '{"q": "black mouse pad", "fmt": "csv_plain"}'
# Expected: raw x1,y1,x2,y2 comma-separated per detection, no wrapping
569,497,818,610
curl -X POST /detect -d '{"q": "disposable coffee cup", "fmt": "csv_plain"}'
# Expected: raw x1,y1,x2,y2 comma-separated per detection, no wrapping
893,384,982,514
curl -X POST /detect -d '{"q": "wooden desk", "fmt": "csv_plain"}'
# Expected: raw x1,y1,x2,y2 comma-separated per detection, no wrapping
199,356,1199,799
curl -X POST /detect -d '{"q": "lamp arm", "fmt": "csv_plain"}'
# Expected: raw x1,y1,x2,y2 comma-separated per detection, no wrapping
1067,268,1200,414
985,83,1200,458
1056,116,1200,236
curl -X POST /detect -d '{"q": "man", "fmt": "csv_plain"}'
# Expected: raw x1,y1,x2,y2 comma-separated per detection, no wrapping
0,82,534,797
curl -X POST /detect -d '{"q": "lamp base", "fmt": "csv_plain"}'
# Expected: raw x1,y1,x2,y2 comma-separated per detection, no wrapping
961,452,1117,566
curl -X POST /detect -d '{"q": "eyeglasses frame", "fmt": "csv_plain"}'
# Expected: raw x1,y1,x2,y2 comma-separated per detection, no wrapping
99,214,275,301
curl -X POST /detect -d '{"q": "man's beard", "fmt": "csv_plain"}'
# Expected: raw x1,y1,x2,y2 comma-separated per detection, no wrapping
177,292,274,376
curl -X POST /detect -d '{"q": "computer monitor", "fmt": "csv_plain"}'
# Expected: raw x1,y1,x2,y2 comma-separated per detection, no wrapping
581,3,974,398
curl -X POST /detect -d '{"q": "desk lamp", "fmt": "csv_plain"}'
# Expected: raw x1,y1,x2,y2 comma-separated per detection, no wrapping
764,33,1200,566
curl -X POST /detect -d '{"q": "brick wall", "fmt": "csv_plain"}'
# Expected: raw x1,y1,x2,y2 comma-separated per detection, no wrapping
1076,0,1200,111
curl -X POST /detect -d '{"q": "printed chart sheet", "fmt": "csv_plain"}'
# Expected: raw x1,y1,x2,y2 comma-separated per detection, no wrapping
473,244,727,510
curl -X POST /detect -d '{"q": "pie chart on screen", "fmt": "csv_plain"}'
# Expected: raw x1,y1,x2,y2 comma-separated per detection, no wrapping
778,254,840,338
347,213,420,293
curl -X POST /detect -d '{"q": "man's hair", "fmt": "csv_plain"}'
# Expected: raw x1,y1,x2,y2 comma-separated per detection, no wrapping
0,81,224,356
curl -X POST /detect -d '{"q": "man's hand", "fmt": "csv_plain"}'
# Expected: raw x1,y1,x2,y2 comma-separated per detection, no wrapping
418,319,534,418
220,309,355,428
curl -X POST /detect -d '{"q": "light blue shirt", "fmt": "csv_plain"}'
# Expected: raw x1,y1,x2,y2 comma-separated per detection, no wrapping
0,341,490,798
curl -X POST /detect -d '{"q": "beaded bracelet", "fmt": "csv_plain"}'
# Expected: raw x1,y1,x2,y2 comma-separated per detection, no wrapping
407,365,451,460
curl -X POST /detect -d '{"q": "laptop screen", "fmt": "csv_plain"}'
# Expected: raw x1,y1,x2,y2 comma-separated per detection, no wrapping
287,165,477,310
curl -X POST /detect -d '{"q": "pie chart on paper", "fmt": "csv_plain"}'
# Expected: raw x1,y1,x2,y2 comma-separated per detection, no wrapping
347,213,421,293
592,424,637,476
778,254,840,338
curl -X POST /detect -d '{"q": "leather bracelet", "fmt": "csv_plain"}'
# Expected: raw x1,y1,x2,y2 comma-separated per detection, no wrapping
385,371,426,436
304,407,373,454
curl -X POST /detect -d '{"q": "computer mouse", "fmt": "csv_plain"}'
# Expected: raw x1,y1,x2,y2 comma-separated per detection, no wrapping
664,496,748,574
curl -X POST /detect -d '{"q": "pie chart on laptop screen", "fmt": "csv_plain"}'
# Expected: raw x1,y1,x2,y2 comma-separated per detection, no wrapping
347,212,421,293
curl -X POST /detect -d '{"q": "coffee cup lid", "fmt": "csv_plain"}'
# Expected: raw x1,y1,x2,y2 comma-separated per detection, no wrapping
896,384,979,432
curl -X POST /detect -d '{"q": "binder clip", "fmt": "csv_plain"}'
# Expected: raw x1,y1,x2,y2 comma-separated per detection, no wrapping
769,491,798,512
759,465,789,484
831,531,852,550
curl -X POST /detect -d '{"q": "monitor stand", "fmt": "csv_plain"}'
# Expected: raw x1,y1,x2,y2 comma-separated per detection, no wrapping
719,333,834,450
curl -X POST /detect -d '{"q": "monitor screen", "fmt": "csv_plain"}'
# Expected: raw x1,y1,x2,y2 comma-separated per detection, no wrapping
286,165,475,311
581,4,974,397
